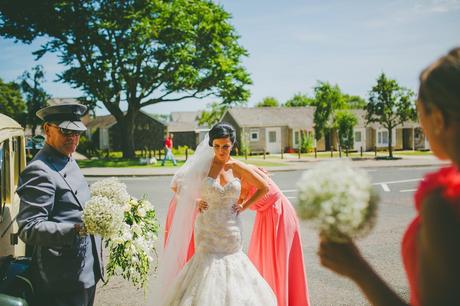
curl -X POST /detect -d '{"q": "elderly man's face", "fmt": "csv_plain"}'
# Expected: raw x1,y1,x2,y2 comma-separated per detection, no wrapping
44,123,81,156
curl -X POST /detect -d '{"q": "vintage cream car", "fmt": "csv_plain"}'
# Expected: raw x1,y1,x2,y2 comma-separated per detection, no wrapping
0,113,26,258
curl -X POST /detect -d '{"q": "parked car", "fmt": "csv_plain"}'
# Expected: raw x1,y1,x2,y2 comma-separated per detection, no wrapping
0,114,30,306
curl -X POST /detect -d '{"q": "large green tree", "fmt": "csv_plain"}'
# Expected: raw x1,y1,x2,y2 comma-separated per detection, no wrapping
366,73,416,158
342,94,367,109
256,96,279,107
20,65,50,137
311,81,345,142
284,93,315,107
0,0,251,158
334,110,358,150
0,78,26,123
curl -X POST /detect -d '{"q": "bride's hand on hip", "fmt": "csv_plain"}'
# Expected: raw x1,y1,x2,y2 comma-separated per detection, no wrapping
233,203,245,215
197,199,208,213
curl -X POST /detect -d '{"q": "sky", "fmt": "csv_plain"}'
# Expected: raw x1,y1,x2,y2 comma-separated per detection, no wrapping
0,0,459,116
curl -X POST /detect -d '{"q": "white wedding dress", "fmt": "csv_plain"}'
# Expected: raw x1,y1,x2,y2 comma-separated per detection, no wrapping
160,177,277,306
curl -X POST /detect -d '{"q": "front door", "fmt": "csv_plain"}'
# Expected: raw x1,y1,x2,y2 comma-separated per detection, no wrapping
265,127,281,154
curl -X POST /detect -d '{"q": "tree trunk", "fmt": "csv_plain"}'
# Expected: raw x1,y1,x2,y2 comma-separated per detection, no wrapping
388,127,393,158
119,111,137,159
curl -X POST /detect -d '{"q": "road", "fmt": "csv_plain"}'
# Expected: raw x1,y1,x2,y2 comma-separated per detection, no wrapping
89,165,440,306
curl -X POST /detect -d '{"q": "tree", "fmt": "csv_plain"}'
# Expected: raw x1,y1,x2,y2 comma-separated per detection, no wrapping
342,94,367,109
312,81,345,142
256,97,279,107
20,65,50,137
334,110,358,150
0,78,26,123
198,102,229,128
0,0,251,158
366,73,416,158
284,93,315,107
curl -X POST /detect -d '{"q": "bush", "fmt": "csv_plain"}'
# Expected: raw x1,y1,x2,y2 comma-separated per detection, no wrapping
172,145,193,155
300,131,314,153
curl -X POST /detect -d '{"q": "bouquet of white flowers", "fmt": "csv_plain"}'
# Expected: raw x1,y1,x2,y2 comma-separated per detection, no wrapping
296,161,378,243
82,196,124,238
82,177,159,289
106,197,159,290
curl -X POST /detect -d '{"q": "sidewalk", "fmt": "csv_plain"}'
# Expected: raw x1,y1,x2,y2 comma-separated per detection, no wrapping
81,155,449,177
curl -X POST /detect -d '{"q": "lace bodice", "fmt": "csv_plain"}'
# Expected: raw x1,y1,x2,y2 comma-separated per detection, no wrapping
195,177,242,254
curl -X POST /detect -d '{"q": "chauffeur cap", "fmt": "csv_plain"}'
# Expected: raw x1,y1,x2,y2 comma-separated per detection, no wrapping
36,103,88,131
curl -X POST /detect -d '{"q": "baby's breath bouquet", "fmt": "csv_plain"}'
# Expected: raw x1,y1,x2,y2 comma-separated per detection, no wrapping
296,161,378,243
82,177,159,289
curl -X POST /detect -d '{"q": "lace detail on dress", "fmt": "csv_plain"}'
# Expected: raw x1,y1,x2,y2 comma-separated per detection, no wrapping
195,177,243,254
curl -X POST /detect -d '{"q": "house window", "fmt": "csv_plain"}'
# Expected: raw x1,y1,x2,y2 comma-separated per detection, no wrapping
250,129,259,142
268,131,277,143
354,131,362,142
377,130,388,145
294,131,300,146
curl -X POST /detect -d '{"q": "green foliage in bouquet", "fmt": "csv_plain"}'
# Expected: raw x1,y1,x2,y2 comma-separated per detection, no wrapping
83,178,160,290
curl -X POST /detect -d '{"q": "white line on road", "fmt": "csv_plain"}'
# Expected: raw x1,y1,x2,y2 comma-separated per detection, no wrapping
372,178,423,192
281,189,297,193
372,178,423,185
400,189,417,193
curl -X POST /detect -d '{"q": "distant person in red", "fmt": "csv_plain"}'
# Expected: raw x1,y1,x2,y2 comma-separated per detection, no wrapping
161,133,177,166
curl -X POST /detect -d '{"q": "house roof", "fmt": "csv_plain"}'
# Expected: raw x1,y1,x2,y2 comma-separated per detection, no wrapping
86,111,165,130
86,114,117,129
47,97,82,106
168,111,208,132
224,107,316,130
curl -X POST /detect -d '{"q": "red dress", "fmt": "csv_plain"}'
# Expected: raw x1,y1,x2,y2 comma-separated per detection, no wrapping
401,166,460,306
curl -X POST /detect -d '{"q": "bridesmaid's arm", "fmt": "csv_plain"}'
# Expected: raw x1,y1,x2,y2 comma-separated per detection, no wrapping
225,159,269,211
319,240,408,306
418,189,460,305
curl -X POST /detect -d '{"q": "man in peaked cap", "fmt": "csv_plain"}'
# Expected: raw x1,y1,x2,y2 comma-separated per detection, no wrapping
16,103,103,306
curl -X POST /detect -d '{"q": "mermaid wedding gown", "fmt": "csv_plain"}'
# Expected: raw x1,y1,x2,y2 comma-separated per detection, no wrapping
161,177,277,306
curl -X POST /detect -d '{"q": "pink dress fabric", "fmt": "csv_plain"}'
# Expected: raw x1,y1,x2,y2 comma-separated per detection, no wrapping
247,178,310,306
401,165,460,306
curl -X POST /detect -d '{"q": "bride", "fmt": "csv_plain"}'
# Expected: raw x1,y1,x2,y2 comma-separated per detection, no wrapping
150,122,277,306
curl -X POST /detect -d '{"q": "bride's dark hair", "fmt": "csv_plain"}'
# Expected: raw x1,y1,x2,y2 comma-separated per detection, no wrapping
208,122,236,146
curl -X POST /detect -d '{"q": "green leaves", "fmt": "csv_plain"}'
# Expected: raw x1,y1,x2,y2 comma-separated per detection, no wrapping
197,102,229,128
0,0,251,157
0,78,26,124
334,110,358,150
366,73,416,157
20,65,50,135
284,93,315,107
312,81,344,141
256,96,280,107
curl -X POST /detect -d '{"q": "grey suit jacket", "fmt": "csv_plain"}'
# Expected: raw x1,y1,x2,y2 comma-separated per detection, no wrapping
16,144,103,293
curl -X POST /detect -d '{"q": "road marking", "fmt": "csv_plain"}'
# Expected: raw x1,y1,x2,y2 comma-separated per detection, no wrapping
397,167,439,171
400,189,417,193
372,178,423,185
281,189,297,193
372,178,423,192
